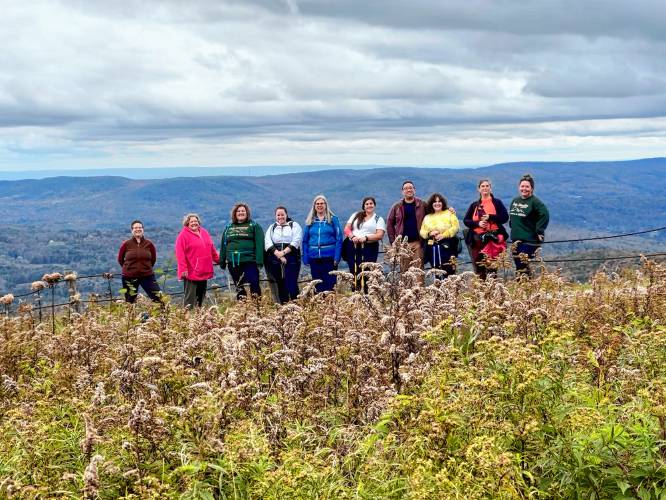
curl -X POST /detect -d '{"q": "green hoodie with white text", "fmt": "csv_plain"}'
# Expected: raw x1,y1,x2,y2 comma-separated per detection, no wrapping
509,195,549,243
220,221,264,268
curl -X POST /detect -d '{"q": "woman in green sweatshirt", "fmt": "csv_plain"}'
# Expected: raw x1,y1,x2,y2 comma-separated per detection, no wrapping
509,174,550,277
220,202,265,299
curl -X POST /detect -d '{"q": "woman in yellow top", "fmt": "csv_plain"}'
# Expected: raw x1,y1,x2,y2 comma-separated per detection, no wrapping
419,193,460,277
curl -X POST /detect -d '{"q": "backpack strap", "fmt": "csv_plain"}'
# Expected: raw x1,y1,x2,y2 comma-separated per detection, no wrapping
222,222,233,247
269,222,277,245
271,221,294,244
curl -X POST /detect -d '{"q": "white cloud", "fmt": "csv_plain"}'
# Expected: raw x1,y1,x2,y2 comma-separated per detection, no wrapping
0,0,665,170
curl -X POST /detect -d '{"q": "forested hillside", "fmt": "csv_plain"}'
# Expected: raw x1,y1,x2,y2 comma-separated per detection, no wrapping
1,159,665,293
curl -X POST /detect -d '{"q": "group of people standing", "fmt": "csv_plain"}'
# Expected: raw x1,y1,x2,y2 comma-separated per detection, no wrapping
117,174,549,308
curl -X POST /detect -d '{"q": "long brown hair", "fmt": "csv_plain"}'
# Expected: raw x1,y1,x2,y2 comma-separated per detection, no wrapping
351,196,376,230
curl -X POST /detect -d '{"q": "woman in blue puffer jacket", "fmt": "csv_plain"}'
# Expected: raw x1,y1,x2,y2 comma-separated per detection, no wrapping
302,194,343,293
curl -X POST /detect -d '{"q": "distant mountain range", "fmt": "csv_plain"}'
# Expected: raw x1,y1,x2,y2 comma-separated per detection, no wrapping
0,164,394,181
1,157,665,235
0,158,665,292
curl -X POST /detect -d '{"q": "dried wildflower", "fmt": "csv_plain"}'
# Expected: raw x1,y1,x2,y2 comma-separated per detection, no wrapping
79,414,100,457
110,368,138,397
0,294,14,305
166,406,186,416
187,382,212,391
31,281,47,291
128,399,151,433
41,272,63,285
17,302,33,314
2,374,18,395
82,454,103,499
61,472,78,482
122,468,139,479
64,273,77,281
91,382,106,407
134,356,165,369
298,279,321,298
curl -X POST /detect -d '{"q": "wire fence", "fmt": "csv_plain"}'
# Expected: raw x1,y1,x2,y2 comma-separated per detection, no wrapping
1,225,665,321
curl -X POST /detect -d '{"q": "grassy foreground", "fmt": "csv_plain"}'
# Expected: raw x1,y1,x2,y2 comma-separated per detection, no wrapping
1,247,666,498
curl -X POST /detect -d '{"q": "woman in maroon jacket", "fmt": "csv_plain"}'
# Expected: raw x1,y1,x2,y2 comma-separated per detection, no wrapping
117,220,163,303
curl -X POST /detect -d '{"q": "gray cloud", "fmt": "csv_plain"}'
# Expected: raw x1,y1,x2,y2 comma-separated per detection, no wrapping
280,0,666,40
0,0,664,169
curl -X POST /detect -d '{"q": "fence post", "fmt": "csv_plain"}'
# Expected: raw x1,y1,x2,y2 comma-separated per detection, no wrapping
31,281,47,324
41,273,62,334
64,272,81,315
103,273,114,310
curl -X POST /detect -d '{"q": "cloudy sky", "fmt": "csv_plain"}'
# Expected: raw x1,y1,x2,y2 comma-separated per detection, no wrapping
1,0,665,171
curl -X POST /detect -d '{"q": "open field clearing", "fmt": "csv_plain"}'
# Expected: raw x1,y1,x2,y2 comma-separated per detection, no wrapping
2,247,666,498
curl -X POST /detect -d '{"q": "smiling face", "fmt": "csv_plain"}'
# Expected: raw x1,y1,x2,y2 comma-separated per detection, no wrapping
131,222,144,239
187,216,200,231
402,182,415,201
314,198,327,216
363,198,375,214
432,197,444,213
519,180,533,199
235,206,248,223
478,181,492,197
275,208,287,225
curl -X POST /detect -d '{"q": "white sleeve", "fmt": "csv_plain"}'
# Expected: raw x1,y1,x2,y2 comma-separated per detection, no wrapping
376,216,386,232
264,224,274,251
291,222,303,249
346,213,356,225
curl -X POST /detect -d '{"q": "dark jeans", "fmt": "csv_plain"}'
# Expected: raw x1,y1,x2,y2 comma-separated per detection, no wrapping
513,242,539,277
309,257,336,293
425,240,456,278
343,240,379,293
228,262,261,300
266,253,300,303
122,275,162,303
183,279,207,308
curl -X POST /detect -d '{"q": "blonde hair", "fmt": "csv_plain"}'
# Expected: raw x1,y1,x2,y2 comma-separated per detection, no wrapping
182,213,201,227
305,194,334,225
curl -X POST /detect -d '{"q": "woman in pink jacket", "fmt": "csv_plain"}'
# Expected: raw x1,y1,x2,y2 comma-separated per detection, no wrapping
175,213,220,308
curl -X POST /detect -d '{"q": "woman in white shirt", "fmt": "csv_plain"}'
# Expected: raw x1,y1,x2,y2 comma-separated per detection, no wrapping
265,206,303,303
343,197,386,292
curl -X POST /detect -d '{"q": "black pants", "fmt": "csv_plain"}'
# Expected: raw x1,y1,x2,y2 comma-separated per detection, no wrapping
183,279,207,308
228,262,261,300
266,253,300,303
122,275,162,303
513,242,538,277
343,240,379,293
425,239,457,278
